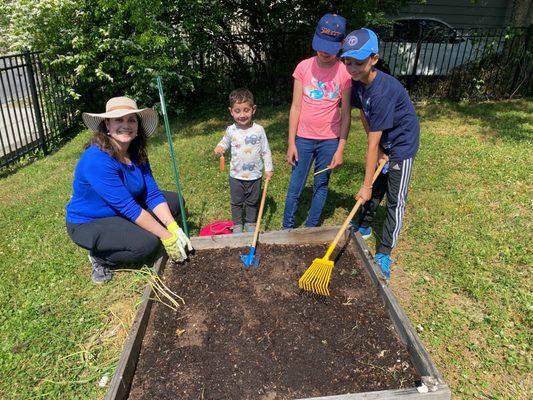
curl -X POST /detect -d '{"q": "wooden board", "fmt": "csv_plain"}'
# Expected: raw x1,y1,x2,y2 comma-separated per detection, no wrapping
191,225,350,249
299,386,451,400
104,255,166,400
105,226,450,400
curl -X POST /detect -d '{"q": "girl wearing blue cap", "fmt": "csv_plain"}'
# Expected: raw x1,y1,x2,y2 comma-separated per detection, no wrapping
282,13,352,229
341,28,420,282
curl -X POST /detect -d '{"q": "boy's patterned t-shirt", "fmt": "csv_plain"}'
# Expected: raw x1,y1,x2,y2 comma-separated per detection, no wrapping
217,122,273,180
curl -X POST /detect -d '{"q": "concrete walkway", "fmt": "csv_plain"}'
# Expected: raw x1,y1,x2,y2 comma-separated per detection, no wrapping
0,103,39,158
1,57,29,104
0,56,40,159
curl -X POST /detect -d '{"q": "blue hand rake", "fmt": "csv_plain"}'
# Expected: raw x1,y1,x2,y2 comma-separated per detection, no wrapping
241,179,270,268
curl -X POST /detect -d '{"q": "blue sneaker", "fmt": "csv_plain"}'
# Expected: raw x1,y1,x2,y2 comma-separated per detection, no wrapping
349,221,372,239
357,226,372,239
374,253,391,281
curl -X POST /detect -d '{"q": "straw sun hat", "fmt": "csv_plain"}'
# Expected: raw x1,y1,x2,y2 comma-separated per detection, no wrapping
82,96,159,137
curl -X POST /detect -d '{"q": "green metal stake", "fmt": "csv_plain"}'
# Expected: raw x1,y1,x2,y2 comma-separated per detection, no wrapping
156,76,189,237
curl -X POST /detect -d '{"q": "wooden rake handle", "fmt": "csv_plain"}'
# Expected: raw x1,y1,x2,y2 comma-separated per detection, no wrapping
251,178,270,248
324,160,387,259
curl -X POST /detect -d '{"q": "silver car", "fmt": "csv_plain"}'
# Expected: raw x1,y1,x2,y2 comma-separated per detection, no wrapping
378,17,502,76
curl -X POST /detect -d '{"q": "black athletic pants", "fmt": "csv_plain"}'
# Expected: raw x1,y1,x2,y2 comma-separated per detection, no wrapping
66,191,182,266
357,158,414,255
229,177,262,225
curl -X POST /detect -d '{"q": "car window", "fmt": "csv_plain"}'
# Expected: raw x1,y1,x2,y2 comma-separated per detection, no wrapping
393,20,421,42
419,20,460,43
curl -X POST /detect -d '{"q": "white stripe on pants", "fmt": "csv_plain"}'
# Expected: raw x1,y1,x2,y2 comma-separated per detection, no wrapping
391,157,413,248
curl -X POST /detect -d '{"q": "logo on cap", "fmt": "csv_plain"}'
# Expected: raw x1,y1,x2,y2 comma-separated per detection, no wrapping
321,27,342,37
347,36,358,47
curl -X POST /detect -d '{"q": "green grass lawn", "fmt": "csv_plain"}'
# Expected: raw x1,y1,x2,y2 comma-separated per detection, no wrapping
0,99,531,399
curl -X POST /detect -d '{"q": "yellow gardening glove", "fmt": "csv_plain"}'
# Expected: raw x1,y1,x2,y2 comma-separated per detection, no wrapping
161,232,186,262
167,221,193,253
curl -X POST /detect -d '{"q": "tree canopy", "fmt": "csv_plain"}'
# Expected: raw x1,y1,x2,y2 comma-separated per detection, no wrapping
0,0,406,108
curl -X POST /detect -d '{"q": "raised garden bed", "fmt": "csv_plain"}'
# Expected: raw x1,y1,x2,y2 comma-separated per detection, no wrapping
105,227,451,400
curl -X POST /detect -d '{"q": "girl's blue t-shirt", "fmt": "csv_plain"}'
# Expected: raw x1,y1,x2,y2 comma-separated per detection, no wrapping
66,145,166,224
351,70,420,161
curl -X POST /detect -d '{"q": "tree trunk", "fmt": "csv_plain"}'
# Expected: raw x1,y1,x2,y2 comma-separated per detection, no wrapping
511,0,533,27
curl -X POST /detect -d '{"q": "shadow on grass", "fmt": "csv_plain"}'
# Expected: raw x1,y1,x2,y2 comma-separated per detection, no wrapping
0,124,83,178
263,195,279,229
353,200,397,255
451,100,532,143
289,188,358,229
419,99,532,143
149,104,290,146
187,198,210,233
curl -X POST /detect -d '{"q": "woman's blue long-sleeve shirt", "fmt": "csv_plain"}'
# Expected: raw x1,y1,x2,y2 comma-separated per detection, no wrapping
66,145,166,224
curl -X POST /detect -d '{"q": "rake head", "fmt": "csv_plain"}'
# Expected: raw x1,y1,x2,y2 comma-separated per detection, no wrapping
298,257,334,296
240,246,260,268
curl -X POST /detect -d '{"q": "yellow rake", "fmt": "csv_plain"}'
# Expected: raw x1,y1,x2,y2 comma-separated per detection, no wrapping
298,160,387,296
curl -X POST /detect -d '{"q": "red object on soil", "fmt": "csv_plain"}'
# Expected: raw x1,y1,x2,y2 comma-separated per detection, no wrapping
199,220,234,236
129,244,419,399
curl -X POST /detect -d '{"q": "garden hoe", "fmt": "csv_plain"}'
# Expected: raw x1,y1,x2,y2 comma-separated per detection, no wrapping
240,179,270,268
298,160,387,296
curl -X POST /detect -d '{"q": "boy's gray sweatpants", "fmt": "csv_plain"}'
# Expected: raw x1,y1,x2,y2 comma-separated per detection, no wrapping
357,158,414,255
229,177,262,225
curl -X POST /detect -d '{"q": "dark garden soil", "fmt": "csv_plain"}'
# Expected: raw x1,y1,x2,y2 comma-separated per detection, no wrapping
128,243,419,400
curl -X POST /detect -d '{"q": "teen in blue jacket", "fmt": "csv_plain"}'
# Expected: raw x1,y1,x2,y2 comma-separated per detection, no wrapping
341,29,420,281
66,97,192,284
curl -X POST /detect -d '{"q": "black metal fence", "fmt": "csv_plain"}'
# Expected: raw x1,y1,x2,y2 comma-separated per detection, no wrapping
1,27,530,171
377,25,533,100
0,51,76,170
194,32,312,105
194,26,532,103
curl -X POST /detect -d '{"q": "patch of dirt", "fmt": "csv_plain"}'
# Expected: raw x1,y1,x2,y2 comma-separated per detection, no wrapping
128,243,419,399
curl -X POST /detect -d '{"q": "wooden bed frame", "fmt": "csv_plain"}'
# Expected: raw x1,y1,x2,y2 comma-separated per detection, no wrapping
105,226,451,400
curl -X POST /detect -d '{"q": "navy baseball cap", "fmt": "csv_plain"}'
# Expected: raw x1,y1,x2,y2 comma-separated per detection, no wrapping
312,13,347,55
340,28,379,61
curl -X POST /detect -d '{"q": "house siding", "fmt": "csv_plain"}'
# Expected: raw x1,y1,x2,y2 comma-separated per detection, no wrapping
396,0,514,28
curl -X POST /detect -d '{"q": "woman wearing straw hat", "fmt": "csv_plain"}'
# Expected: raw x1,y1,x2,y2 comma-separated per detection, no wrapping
66,96,192,284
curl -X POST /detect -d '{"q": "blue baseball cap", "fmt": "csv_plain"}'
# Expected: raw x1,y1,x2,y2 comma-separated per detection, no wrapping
312,13,347,55
340,28,379,61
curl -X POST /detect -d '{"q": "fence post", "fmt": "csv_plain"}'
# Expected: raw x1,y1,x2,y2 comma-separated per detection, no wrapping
509,26,532,97
23,50,47,155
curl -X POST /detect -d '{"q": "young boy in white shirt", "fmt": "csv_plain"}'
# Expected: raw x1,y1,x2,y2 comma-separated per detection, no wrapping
215,88,274,233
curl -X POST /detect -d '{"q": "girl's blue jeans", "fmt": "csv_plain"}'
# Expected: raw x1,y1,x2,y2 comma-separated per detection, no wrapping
282,136,339,228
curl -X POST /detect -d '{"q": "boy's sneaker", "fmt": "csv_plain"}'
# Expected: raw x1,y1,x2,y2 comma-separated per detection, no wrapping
88,255,112,284
244,223,256,233
349,221,372,239
357,226,372,239
374,253,391,281
233,225,243,234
